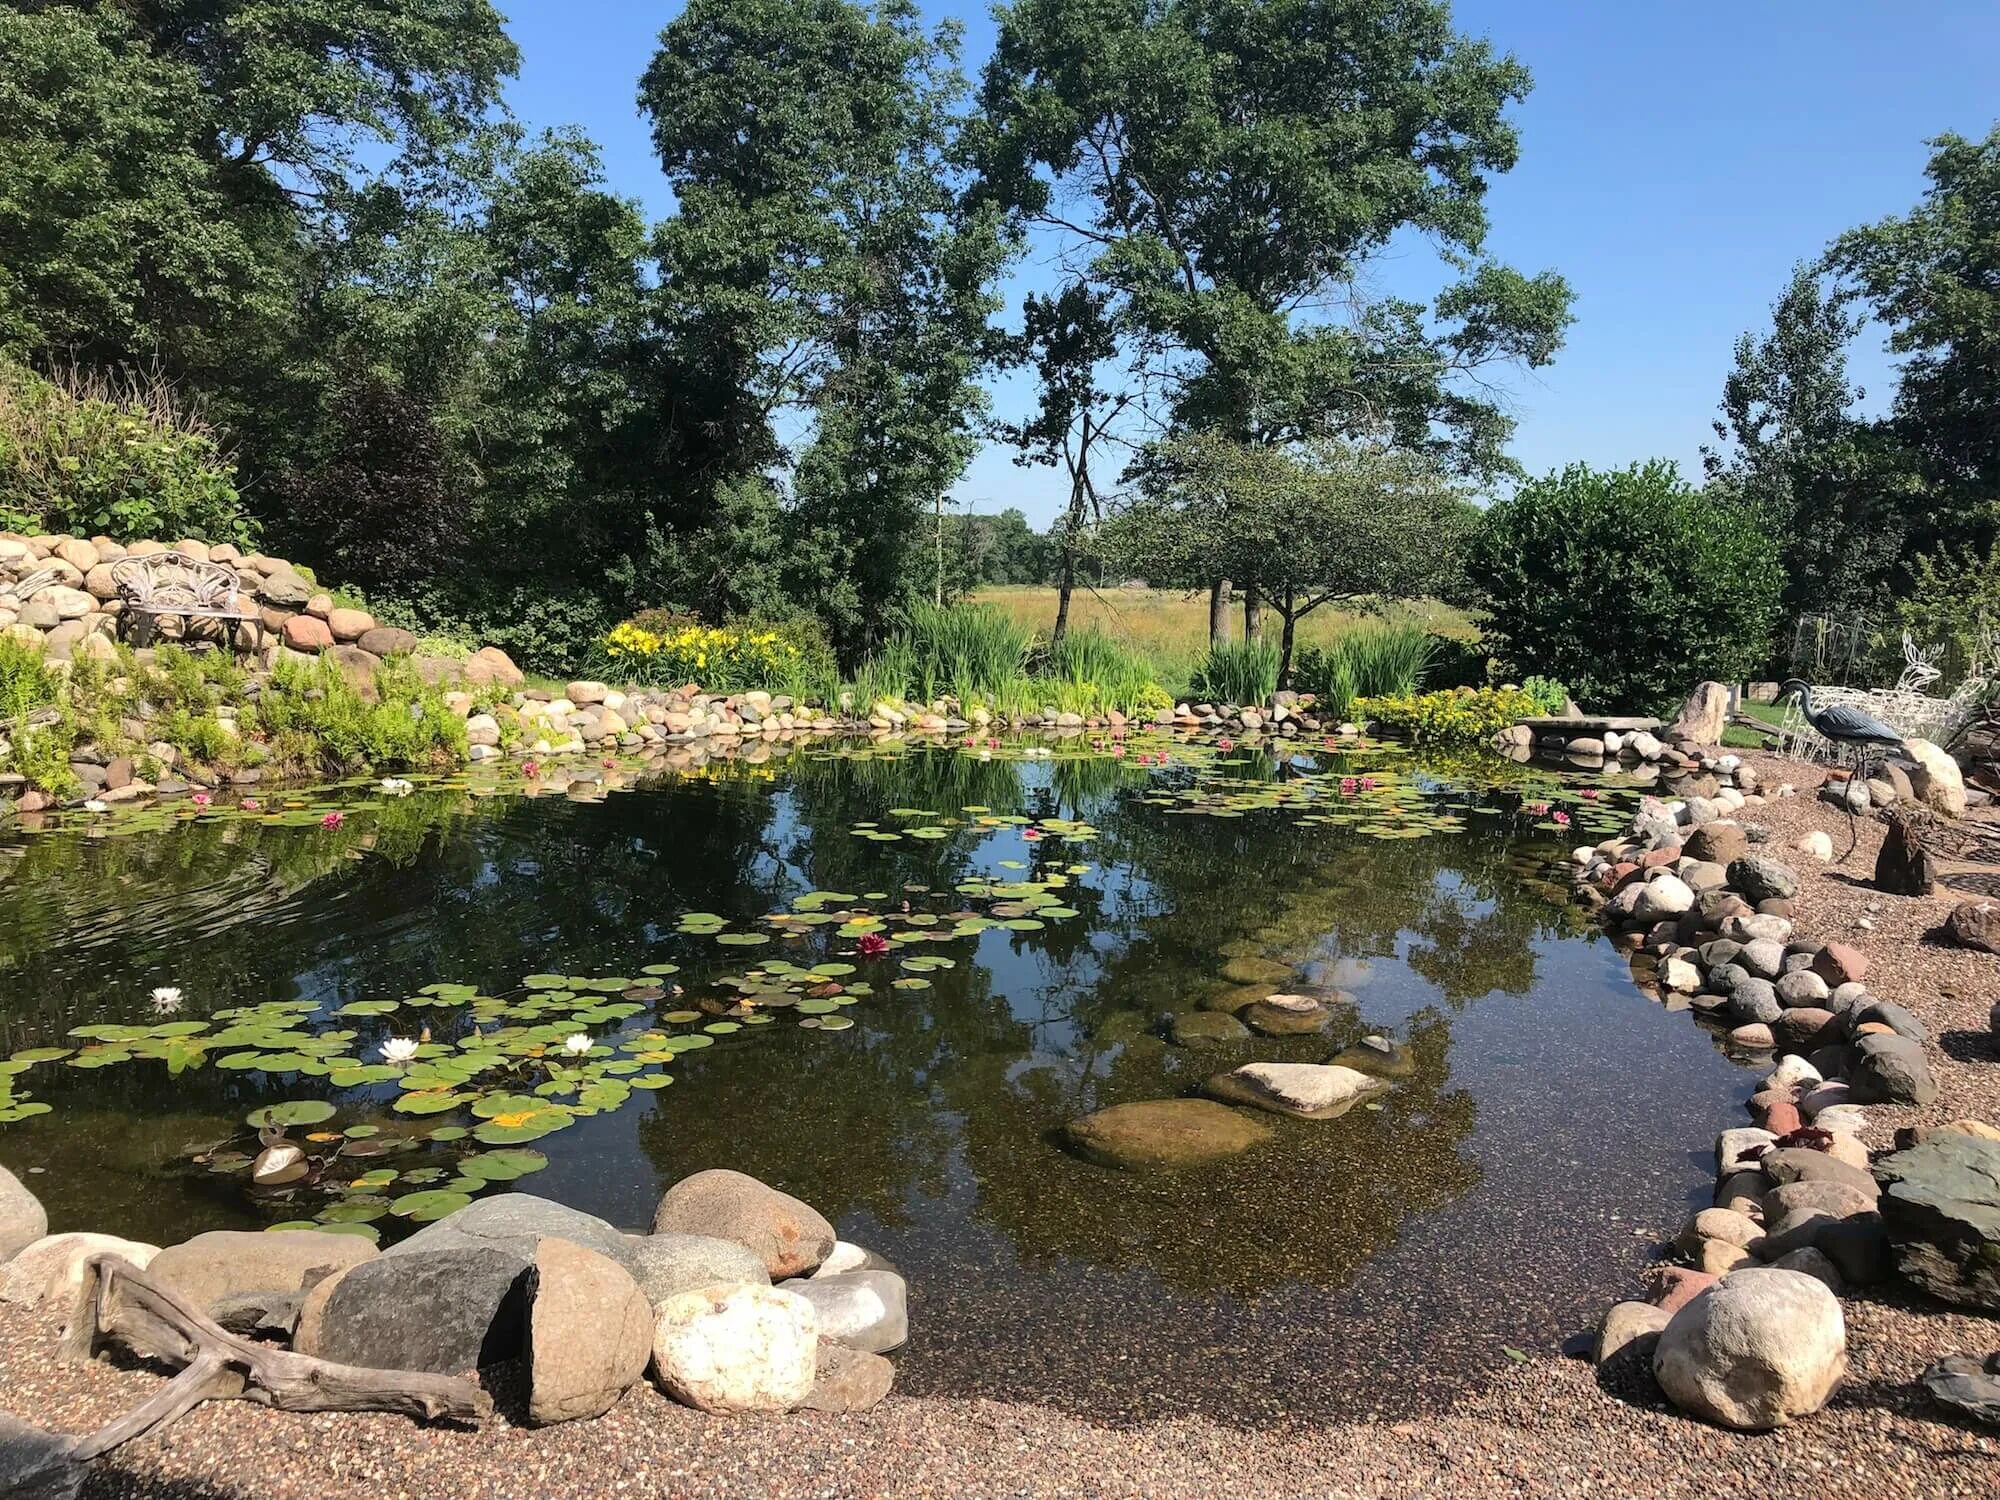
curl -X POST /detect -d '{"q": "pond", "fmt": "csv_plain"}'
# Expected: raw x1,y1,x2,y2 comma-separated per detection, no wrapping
0,737,1759,1423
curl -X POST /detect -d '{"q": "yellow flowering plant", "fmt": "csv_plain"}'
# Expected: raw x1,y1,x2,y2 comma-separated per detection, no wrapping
595,614,831,693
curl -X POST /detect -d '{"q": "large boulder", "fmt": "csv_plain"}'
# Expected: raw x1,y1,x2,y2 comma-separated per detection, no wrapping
1669,681,1731,745
386,1193,640,1280
295,1245,528,1375
526,1238,654,1425
1872,1134,2000,1309
1848,1033,1938,1106
652,1170,835,1279
628,1232,770,1310
1202,1062,1386,1119
1653,1268,1847,1430
652,1282,819,1414
781,1268,907,1354
148,1229,375,1314
1062,1099,1272,1170
1945,899,2000,954
1903,737,1967,817
462,646,525,688
0,1166,46,1262
1921,1353,2000,1428
0,1234,157,1308
1684,823,1750,866
357,625,419,658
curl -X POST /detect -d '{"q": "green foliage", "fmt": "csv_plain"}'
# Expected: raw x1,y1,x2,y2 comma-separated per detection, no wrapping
1188,637,1281,708
975,0,1573,477
248,655,467,773
1893,545,2000,687
1471,462,1782,710
1293,626,1439,720
0,633,60,717
0,635,73,794
1355,687,1539,745
895,602,1031,702
0,362,252,542
1029,628,1170,715
1520,676,1571,716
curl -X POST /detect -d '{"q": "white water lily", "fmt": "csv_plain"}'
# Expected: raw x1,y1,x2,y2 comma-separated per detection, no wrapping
562,1033,593,1057
83,799,108,813
378,777,414,797
380,1036,420,1065
149,986,184,1014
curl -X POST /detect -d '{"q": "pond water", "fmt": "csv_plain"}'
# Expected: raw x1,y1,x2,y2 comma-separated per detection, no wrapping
0,738,1759,1422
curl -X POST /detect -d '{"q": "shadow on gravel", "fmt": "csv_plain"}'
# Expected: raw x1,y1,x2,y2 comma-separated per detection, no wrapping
1938,1028,2000,1064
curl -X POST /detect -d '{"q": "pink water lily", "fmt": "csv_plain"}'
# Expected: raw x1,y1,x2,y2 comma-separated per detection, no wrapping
1218,737,1235,751
855,933,891,959
240,798,259,811
321,811,344,830
1553,810,1572,826
190,791,211,809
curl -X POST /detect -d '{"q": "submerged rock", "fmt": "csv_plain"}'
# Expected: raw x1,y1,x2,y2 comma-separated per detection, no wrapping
1167,1011,1251,1047
1240,993,1334,1036
1062,1098,1273,1170
1203,1062,1387,1120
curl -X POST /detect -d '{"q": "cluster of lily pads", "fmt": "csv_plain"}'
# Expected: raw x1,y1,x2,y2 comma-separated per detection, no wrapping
0,863,1103,1234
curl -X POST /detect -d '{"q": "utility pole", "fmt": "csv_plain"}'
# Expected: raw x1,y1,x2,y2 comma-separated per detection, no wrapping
934,492,945,606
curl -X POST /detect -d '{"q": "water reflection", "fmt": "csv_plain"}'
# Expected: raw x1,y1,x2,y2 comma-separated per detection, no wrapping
0,742,1756,1417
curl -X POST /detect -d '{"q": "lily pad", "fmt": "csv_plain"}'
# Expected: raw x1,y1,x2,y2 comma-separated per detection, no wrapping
248,1100,336,1128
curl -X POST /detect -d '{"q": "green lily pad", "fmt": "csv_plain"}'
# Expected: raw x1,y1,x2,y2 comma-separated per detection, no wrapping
460,1149,548,1181
248,1100,336,1128
391,1190,474,1221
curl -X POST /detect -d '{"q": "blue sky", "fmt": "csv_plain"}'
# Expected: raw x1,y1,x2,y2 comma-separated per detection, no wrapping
498,1,2000,525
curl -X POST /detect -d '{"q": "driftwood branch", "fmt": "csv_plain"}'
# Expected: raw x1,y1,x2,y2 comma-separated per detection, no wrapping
56,1254,491,1463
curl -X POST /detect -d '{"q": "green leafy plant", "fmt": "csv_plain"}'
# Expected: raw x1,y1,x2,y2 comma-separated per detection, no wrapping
1520,676,1570,715
1294,625,1439,719
1355,686,1540,744
1188,636,1281,707
247,655,466,773
1471,462,1782,711
0,362,254,543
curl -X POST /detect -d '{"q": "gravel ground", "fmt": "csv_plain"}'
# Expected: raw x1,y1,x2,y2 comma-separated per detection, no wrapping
4,748,1998,1499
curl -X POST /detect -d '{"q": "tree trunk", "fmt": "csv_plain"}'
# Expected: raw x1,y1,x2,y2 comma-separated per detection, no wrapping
1243,582,1263,641
1051,545,1075,651
1209,578,1232,646
1278,588,1298,689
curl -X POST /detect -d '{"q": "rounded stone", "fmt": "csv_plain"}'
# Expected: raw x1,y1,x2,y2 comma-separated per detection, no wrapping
1653,1268,1847,1431
282,613,334,650
148,1228,375,1313
0,1165,46,1262
527,1238,654,1425
1062,1098,1273,1170
627,1232,771,1310
0,1232,157,1308
780,1267,907,1353
652,1282,819,1414
652,1169,836,1279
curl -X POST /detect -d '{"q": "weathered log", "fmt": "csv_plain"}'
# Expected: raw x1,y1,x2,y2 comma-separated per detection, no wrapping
57,1253,491,1463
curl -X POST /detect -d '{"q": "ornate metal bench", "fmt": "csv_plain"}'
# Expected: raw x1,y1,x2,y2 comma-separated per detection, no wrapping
110,554,262,649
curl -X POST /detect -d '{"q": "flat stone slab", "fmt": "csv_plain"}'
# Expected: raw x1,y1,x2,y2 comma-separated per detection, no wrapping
1516,716,1663,733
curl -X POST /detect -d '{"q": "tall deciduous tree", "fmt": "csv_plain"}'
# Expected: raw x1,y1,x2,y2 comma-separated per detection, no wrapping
975,0,1573,642
1108,432,1473,685
641,0,1010,659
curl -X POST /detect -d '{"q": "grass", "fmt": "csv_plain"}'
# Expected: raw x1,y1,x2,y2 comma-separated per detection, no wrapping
970,585,1477,694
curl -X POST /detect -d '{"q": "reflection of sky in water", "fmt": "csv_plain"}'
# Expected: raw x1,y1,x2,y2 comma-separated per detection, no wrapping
0,746,1763,1417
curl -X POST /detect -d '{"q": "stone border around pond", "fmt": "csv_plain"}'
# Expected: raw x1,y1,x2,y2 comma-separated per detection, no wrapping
1559,766,2000,1433
0,1163,906,1482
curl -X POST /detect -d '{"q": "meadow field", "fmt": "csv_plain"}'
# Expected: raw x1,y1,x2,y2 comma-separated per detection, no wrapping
969,585,1479,687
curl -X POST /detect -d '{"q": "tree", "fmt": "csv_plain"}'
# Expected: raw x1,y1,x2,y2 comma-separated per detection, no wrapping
993,282,1139,645
1107,432,1473,685
1702,264,1911,621
1825,126,2000,568
1471,462,1783,710
974,0,1575,644
641,0,1010,659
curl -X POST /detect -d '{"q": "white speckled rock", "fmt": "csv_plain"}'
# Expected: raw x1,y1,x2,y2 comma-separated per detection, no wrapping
1654,1268,1847,1430
652,1283,818,1414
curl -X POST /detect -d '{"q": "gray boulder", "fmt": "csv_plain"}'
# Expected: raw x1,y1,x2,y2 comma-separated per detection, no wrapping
1653,1268,1847,1430
1855,999,1928,1041
781,1267,907,1354
628,1232,770,1310
0,1166,47,1263
295,1245,529,1375
1727,856,1800,904
386,1193,640,1280
1848,1033,1938,1106
0,1413,81,1500
1922,1353,2000,1428
1728,979,1782,1025
1873,1134,2000,1308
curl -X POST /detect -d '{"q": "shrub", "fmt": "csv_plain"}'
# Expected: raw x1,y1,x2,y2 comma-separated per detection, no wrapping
0,633,61,718
1471,462,1782,711
1188,636,1281,707
247,655,466,772
1032,628,1171,715
1355,686,1540,744
1294,625,1438,719
1421,633,1490,690
0,361,253,543
1520,675,1570,715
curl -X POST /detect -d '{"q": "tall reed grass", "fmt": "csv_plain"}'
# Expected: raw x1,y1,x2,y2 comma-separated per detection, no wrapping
1188,636,1281,707
1294,624,1439,719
